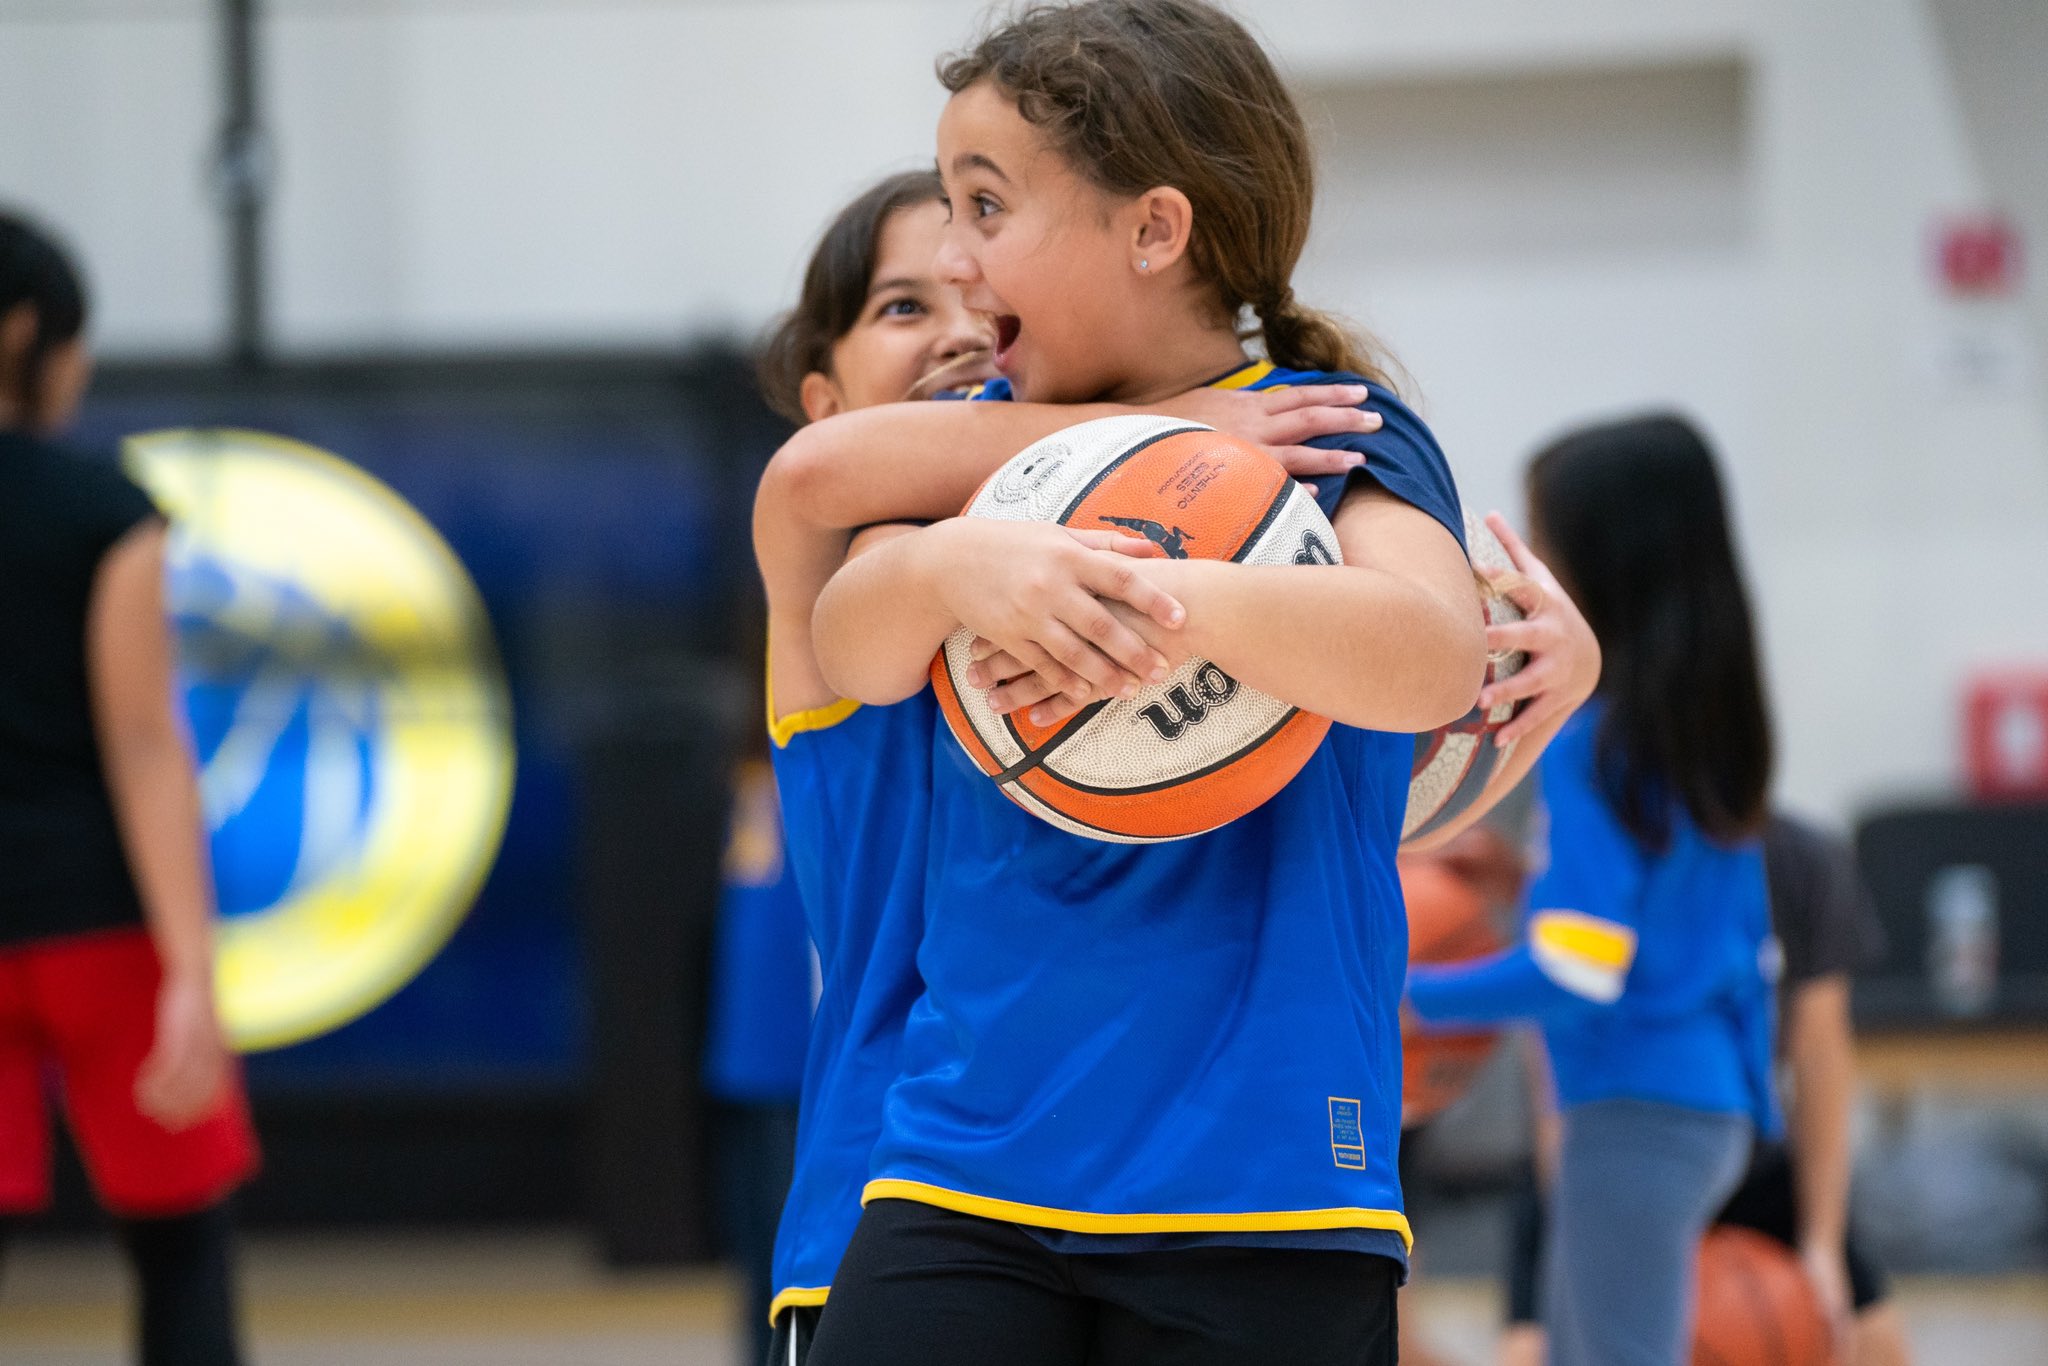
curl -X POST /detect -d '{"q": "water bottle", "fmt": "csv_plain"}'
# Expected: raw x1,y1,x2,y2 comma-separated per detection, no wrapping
1926,864,1999,1018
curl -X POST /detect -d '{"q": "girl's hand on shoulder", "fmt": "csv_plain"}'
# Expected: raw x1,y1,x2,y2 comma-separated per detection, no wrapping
1473,511,1601,746
931,521,1184,708
1153,383,1378,478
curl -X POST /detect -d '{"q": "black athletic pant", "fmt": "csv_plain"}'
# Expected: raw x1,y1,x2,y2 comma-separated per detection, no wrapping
808,1199,1399,1366
118,1203,246,1366
2,1204,243,1366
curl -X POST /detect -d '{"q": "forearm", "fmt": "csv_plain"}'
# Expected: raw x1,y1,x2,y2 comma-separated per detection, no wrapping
1788,978,1857,1249
769,400,1131,532
813,523,962,705
104,730,217,983
1152,558,1483,732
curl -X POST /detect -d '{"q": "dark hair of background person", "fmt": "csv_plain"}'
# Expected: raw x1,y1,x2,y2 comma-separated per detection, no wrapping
936,0,1399,390
756,171,947,425
0,211,89,426
1527,413,1774,850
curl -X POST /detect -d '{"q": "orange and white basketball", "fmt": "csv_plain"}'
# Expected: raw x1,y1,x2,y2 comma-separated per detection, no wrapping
930,415,1340,843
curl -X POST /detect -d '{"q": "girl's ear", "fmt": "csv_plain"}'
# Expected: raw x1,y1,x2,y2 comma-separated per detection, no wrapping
0,303,36,418
799,369,846,423
1129,186,1195,275
0,302,35,371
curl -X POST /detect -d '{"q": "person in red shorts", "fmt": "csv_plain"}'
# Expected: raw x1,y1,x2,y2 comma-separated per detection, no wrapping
0,209,258,1365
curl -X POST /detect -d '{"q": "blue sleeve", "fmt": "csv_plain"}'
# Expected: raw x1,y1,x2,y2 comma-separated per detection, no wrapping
1408,713,1648,1028
1408,944,1599,1028
1302,384,1466,553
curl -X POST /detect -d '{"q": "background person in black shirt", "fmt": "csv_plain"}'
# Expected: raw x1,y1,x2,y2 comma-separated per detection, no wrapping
0,210,257,1366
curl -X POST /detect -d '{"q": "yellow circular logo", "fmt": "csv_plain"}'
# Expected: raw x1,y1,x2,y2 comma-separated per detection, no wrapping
123,429,514,1052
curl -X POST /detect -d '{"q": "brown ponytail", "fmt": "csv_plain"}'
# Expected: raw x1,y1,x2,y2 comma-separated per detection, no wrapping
938,0,1399,389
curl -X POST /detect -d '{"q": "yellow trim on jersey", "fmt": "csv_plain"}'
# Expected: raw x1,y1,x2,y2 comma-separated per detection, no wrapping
862,1179,1414,1252
1529,909,1636,1004
1210,360,1276,390
768,1285,830,1325
765,651,862,749
1529,910,1637,971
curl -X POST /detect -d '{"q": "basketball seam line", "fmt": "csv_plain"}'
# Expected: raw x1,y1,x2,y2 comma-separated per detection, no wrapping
1229,475,1300,564
1054,423,1209,524
992,698,1113,785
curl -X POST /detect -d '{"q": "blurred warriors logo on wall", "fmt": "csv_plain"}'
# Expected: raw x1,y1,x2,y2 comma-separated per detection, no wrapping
124,429,515,1051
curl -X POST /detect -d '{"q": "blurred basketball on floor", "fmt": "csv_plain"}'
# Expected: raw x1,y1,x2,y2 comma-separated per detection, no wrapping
1691,1226,1833,1366
1400,853,1508,1123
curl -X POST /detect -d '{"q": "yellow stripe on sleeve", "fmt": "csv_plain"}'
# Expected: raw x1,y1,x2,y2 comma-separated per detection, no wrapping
768,1285,829,1326
1529,909,1637,1004
766,650,862,749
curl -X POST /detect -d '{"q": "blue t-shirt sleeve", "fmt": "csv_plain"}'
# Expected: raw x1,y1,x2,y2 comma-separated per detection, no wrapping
1302,384,1466,554
1407,712,1647,1027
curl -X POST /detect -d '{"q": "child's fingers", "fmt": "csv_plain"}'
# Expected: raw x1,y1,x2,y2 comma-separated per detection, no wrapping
1027,695,1087,727
969,636,1003,663
1480,565,1547,617
985,670,1068,715
1483,511,1542,577
965,649,1029,690
1479,660,1549,710
1061,589,1169,688
1067,527,1164,558
1080,553,1184,631
1037,617,1147,701
1003,639,1093,705
1259,382,1371,413
1484,619,1552,657
1272,444,1366,478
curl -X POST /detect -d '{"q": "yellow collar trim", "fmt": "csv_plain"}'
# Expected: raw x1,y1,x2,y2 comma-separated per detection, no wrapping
1209,360,1276,390
863,1178,1414,1252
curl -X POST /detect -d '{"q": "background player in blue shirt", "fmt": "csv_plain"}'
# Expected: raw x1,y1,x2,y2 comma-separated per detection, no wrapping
1408,413,1782,1366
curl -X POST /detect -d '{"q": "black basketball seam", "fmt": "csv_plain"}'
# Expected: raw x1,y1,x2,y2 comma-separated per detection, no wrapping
1229,479,1300,563
1054,424,1209,523
1001,778,1213,842
1034,705,1309,796
992,699,1113,785
940,641,1023,776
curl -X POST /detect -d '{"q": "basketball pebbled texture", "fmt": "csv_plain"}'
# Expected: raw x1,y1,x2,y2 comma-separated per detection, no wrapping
931,414,1341,843
1402,516,1528,842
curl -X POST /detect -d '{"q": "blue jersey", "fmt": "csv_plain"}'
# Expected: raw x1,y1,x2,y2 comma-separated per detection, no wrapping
766,686,937,1319
1406,704,1781,1134
701,762,811,1104
863,363,1465,1270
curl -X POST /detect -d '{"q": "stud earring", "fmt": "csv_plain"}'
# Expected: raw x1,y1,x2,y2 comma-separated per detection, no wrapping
1139,259,1149,271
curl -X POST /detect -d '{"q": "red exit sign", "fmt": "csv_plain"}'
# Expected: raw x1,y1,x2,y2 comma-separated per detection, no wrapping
1938,215,2022,297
